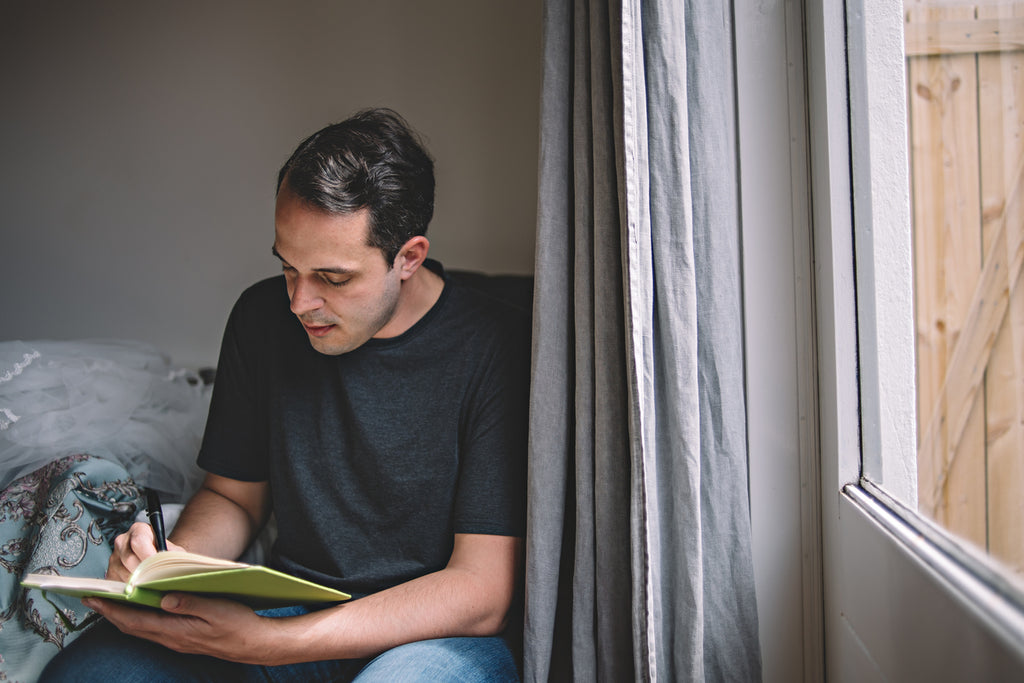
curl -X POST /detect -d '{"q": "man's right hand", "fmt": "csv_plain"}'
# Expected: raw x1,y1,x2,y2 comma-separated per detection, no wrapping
106,474,271,582
107,522,185,582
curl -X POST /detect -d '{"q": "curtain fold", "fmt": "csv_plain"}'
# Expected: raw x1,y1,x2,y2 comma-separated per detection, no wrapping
525,0,762,681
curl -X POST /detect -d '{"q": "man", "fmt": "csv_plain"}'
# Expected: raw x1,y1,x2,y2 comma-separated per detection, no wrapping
41,109,529,682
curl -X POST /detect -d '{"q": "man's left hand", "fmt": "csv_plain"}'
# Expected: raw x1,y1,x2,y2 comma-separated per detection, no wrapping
84,594,277,664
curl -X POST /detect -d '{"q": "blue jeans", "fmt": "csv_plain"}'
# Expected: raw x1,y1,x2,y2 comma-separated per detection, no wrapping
39,606,519,682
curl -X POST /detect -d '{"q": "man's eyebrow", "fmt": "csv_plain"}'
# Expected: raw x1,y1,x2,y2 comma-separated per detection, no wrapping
270,246,356,275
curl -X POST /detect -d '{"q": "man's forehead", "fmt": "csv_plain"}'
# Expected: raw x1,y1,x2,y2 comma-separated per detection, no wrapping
275,187,368,221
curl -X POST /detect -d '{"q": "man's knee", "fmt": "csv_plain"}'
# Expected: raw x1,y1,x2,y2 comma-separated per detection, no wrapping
353,636,519,683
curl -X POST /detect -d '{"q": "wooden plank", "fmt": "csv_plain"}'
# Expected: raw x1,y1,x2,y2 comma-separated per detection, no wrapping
979,0,1024,576
905,17,1024,57
943,398,988,542
909,3,985,526
909,3,964,515
985,263,1024,577
933,36,988,543
909,51,943,515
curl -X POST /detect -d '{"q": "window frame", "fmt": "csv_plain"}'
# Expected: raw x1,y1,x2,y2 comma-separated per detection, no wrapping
811,0,1024,677
845,0,1024,619
738,0,1024,676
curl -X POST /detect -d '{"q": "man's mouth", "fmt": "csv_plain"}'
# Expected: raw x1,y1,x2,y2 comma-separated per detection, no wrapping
302,322,336,338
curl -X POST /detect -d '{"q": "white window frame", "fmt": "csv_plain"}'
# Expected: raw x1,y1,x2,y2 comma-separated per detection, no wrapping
739,0,1024,679
816,0,1024,679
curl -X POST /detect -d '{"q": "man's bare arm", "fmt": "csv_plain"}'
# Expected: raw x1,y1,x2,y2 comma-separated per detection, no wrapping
168,473,271,558
106,473,270,582
269,532,522,661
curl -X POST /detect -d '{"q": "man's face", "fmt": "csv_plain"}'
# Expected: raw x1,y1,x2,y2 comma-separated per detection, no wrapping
273,189,403,356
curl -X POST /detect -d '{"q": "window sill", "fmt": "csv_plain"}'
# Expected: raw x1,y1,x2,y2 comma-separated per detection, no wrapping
835,484,1024,678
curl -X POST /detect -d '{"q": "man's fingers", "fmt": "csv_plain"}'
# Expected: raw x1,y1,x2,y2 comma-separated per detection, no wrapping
106,523,159,580
127,523,159,562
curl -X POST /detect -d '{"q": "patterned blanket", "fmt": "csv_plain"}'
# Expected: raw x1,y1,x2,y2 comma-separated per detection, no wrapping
0,454,142,682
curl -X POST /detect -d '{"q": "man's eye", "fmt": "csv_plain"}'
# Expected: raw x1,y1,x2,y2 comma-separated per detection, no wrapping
323,276,350,287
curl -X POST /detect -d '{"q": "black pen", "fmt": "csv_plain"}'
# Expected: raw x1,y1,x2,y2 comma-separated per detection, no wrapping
145,488,168,552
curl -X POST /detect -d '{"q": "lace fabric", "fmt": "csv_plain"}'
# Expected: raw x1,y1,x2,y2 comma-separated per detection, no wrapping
0,340,209,503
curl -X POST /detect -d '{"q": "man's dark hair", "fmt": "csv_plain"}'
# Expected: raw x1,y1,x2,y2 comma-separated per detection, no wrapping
276,108,435,266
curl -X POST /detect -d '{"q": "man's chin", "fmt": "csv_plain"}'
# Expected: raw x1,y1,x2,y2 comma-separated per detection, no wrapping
306,332,360,356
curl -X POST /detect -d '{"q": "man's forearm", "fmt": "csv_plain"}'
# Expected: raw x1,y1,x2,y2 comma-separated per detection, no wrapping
251,534,521,664
168,476,270,560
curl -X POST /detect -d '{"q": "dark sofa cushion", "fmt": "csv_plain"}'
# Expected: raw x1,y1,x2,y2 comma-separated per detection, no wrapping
447,270,535,315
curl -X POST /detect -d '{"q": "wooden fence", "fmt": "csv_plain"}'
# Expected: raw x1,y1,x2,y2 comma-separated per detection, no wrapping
905,0,1024,577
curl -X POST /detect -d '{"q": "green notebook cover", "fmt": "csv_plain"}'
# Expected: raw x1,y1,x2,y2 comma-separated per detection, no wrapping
22,551,351,610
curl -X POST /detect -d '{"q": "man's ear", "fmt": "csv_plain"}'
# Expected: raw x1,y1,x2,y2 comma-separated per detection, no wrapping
395,236,430,281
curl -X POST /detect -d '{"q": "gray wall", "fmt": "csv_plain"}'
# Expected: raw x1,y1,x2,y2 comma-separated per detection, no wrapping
0,1,541,368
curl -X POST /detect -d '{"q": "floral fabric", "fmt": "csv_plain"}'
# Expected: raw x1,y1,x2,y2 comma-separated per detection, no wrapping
0,454,142,682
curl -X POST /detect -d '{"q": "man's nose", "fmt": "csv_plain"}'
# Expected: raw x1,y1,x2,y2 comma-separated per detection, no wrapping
289,278,324,316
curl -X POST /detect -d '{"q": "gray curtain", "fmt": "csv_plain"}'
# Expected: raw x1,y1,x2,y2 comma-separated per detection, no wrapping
524,0,762,681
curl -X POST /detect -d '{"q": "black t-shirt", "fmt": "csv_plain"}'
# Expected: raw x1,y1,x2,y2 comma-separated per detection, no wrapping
197,262,530,598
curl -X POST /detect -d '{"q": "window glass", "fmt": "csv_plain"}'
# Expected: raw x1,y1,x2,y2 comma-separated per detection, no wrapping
901,0,1024,581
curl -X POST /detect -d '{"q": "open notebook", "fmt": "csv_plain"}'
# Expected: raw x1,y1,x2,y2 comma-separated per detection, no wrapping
22,550,350,609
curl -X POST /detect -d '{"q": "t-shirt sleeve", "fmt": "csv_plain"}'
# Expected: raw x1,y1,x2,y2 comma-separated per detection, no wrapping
452,309,530,538
196,290,271,482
